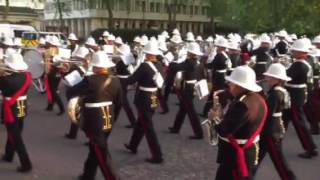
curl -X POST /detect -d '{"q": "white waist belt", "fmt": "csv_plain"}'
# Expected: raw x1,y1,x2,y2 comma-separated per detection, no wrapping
219,135,260,145
117,75,130,78
216,69,227,73
272,112,282,117
5,95,27,101
285,83,307,88
185,80,197,84
139,86,158,92
313,76,319,79
85,101,112,108
256,62,268,64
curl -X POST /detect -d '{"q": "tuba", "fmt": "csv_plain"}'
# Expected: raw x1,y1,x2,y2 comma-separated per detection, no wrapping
201,91,223,146
67,96,84,128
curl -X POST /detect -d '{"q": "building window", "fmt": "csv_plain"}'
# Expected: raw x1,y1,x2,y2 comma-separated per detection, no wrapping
190,6,193,15
195,6,199,15
156,3,160,13
150,2,155,12
202,6,207,15
142,1,146,12
119,0,126,10
182,5,187,14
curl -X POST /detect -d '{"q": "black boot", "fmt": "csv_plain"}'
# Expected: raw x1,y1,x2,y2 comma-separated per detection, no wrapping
45,103,53,111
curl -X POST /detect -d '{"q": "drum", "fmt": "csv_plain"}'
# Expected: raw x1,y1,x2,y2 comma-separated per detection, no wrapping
23,49,44,79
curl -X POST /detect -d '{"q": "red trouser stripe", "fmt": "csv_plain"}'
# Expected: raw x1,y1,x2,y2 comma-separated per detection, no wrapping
266,137,289,180
93,144,114,180
138,111,157,158
291,107,313,151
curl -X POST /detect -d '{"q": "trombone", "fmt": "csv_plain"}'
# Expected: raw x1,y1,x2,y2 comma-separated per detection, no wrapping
0,63,19,76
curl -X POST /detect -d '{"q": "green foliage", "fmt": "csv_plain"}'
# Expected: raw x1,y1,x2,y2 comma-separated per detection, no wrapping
90,28,161,44
207,0,320,35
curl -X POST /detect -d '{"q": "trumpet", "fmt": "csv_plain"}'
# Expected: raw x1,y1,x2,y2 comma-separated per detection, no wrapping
202,91,223,146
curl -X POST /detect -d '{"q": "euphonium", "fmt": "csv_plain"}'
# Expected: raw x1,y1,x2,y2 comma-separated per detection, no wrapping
201,91,222,146
67,96,84,129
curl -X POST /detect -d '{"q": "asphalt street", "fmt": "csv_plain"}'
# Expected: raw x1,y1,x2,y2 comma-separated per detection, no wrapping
0,86,319,180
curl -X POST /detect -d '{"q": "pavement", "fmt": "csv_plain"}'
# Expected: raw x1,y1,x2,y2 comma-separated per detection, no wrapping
0,87,319,180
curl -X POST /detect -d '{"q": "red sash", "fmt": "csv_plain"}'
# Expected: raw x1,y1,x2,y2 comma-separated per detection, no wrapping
44,75,53,103
3,72,32,125
227,94,268,177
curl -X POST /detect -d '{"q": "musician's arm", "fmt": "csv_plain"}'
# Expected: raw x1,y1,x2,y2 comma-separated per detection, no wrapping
66,78,89,100
125,63,144,85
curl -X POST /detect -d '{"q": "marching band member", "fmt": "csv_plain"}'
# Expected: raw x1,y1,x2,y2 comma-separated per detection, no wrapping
227,40,242,74
102,31,110,45
113,44,137,128
124,39,164,164
0,53,33,173
202,37,230,117
67,51,122,180
163,34,184,112
85,37,100,53
272,30,289,57
1,37,14,53
64,46,90,139
209,65,268,180
168,42,205,139
44,36,65,115
67,33,79,56
283,39,318,158
254,63,296,180
305,48,320,134
250,33,273,81
13,38,23,54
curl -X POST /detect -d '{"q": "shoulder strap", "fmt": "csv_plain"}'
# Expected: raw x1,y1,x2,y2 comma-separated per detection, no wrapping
145,61,158,73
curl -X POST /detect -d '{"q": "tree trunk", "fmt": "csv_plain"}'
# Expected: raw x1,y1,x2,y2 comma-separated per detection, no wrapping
3,0,9,22
210,16,215,35
105,0,114,29
56,0,64,32
166,4,173,31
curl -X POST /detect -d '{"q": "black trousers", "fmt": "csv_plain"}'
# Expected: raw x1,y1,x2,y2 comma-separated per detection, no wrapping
82,132,119,180
215,164,254,180
128,106,162,159
114,88,136,126
157,89,168,112
171,87,203,137
254,136,296,180
304,89,320,133
5,118,32,168
283,106,317,152
47,77,64,112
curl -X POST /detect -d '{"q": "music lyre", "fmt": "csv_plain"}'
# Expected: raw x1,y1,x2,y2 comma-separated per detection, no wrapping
102,106,112,131
17,100,26,118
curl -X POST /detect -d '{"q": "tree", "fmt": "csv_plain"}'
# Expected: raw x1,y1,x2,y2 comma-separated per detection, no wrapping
3,0,9,22
87,0,116,29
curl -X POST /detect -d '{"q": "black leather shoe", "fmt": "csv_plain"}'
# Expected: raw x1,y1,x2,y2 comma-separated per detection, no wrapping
168,127,179,134
159,109,169,114
298,151,318,159
78,174,94,180
145,158,163,164
1,155,13,163
17,165,32,173
64,134,76,139
125,124,134,129
57,110,65,116
124,144,137,154
45,104,53,111
188,135,203,140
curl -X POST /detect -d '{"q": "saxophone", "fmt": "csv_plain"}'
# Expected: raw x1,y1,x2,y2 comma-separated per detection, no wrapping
201,91,223,146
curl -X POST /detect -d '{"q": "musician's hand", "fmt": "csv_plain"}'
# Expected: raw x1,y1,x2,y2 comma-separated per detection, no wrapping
208,108,222,123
